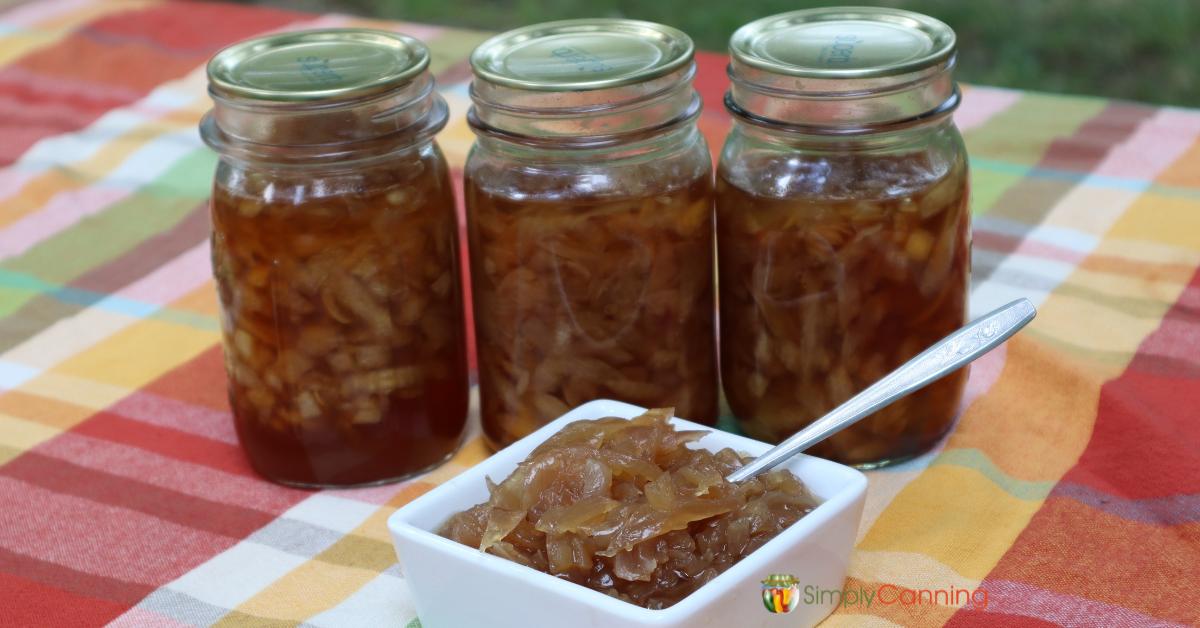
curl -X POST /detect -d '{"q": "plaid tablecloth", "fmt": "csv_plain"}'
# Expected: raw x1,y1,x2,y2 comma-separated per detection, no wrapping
1,1,1197,626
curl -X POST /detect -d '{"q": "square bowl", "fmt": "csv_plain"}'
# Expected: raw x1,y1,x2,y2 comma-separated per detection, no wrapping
388,400,867,628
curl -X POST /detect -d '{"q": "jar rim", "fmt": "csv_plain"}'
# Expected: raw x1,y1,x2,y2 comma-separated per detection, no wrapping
200,92,450,164
724,86,960,137
467,93,701,150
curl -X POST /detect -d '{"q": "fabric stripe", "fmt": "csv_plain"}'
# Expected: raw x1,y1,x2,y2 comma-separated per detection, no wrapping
981,497,1200,624
955,86,1021,131
955,270,1200,626
71,201,208,293
1053,482,1200,526
0,0,158,66
975,102,1159,283
1,451,278,538
0,186,129,258
948,579,1187,628
33,431,301,511
2,152,209,283
0,1,304,166
0,569,132,627
131,588,232,626
107,389,236,443
305,572,415,628
1093,106,1200,180
155,542,307,613
0,476,232,584
246,518,346,558
70,411,250,477
0,546,152,606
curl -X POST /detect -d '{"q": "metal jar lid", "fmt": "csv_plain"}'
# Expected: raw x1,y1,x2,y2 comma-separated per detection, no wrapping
207,28,431,102
471,18,693,92
727,8,959,130
468,19,700,143
202,28,447,155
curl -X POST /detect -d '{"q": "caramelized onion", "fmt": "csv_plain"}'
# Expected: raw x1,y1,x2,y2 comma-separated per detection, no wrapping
438,409,817,609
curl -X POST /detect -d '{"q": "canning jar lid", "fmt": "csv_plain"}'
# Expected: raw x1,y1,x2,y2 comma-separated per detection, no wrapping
470,18,694,91
730,7,955,79
727,7,959,130
207,28,431,102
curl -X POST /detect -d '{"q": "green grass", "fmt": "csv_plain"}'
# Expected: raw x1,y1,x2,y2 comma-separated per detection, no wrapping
241,0,1200,107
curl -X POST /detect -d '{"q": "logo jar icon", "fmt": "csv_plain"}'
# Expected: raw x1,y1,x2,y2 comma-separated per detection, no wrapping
761,574,800,614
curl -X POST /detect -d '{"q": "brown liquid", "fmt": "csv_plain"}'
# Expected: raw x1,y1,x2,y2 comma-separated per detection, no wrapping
466,174,718,448
717,154,970,466
438,408,817,609
211,148,468,486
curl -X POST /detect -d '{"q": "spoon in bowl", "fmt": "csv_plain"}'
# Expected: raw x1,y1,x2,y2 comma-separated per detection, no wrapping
726,297,1037,483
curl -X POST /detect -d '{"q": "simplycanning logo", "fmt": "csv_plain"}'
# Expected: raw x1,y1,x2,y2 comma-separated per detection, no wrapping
761,574,800,614
806,584,989,610
760,576,990,613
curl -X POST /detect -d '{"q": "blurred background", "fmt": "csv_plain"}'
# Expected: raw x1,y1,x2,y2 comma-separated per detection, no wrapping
234,0,1199,106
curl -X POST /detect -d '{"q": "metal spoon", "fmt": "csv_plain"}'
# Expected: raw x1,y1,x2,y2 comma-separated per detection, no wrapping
726,298,1037,483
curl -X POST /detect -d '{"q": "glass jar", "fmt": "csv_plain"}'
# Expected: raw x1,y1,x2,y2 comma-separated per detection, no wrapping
718,9,970,467
200,30,469,487
465,19,718,448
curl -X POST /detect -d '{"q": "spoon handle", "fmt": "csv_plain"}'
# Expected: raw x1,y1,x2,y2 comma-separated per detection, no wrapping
726,298,1037,483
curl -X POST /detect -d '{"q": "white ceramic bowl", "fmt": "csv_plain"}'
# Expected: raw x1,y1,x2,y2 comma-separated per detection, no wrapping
388,400,867,628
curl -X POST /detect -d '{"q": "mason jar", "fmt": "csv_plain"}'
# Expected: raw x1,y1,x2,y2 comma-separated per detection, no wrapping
465,19,719,448
718,9,971,467
200,29,469,486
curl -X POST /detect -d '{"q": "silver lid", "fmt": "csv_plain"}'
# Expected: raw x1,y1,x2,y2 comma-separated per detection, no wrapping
468,19,701,143
470,18,693,91
202,29,446,156
727,8,959,129
207,28,430,102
